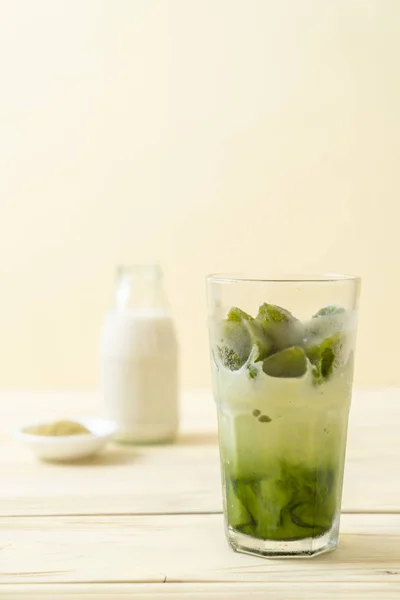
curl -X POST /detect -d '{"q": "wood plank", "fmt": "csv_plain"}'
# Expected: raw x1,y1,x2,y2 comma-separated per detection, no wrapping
2,582,400,600
0,389,399,516
0,514,399,585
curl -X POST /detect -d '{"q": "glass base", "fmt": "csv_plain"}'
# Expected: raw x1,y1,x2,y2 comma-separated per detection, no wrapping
227,526,337,558
113,423,178,444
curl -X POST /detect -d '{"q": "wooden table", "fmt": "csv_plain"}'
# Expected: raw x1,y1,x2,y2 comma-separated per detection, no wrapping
0,388,399,599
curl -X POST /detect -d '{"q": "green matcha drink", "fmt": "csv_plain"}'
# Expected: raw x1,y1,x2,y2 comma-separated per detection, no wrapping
207,275,360,558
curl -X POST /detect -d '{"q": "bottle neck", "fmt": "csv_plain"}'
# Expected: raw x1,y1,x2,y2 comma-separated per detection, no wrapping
115,265,167,313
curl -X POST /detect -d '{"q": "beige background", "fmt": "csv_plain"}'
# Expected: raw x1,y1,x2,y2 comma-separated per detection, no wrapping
0,0,398,389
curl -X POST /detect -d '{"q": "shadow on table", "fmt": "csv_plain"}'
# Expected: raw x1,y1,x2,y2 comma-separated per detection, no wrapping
237,534,400,575
49,433,218,466
52,447,139,467
311,533,400,565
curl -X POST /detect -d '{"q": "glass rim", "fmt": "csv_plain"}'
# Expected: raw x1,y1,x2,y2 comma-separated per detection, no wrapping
206,272,361,284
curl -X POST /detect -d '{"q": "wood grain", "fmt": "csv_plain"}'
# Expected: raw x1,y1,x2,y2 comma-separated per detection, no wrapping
2,583,400,600
0,514,399,585
0,389,399,516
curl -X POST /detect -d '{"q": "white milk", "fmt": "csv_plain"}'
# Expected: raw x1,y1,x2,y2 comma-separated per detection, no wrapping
100,266,178,443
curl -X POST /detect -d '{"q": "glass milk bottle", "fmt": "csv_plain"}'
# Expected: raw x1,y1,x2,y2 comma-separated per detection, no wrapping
100,265,178,443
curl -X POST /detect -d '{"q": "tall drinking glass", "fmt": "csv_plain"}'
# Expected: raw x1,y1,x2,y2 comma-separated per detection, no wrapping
206,274,360,558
